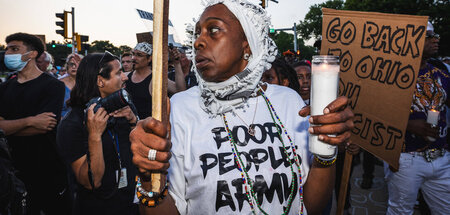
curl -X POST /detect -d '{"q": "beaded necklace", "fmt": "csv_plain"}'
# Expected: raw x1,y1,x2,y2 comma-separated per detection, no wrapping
221,87,304,215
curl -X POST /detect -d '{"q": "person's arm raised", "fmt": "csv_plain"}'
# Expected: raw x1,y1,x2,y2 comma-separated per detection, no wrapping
167,49,186,94
299,96,354,215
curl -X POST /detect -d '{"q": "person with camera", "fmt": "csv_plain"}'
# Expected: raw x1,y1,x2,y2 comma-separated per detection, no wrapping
57,52,140,215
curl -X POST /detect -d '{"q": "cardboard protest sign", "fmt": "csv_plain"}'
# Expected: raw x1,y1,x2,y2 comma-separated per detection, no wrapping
320,8,428,169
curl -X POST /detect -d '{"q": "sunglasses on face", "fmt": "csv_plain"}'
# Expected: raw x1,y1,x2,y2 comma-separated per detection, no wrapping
426,32,440,40
99,50,114,67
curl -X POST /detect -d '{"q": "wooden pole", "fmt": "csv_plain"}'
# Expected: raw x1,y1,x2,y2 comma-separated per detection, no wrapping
147,0,170,193
336,152,353,215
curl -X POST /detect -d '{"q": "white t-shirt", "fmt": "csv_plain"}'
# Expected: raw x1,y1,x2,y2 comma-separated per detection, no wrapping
169,84,311,215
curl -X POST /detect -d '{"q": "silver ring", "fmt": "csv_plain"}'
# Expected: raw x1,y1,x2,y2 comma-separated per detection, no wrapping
147,149,157,161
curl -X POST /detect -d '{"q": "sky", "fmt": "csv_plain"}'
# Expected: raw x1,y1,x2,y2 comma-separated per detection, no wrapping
0,0,327,47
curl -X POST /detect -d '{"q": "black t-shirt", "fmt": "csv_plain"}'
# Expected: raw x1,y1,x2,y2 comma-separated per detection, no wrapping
125,72,152,119
0,73,66,190
57,107,138,215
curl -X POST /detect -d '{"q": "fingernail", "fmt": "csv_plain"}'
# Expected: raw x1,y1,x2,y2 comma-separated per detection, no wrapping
308,127,314,134
318,135,324,140
324,108,330,114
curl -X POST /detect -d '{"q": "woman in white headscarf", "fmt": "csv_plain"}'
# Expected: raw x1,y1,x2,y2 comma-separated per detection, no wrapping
130,1,354,214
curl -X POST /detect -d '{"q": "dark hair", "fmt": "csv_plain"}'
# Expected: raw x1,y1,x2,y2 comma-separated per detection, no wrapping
291,60,311,69
68,52,119,108
121,52,132,59
5,33,44,59
271,58,301,94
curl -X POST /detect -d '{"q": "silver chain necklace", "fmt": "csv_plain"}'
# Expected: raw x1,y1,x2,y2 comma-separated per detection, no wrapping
233,96,259,136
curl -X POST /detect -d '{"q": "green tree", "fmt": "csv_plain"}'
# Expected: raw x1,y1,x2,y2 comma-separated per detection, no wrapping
271,31,295,53
297,39,316,61
89,40,121,56
271,31,317,61
298,0,450,56
118,45,132,54
344,0,449,56
297,0,344,40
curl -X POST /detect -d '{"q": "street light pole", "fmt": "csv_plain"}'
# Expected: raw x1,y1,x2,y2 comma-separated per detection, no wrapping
71,7,75,53
272,23,299,52
293,22,298,52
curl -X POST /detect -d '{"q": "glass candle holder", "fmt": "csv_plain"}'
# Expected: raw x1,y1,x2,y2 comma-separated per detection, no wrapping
309,55,340,157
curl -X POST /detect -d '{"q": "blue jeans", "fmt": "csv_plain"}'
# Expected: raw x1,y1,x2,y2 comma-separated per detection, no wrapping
385,151,450,215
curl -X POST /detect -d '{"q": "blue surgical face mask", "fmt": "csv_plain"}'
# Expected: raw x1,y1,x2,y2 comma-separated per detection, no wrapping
4,52,31,71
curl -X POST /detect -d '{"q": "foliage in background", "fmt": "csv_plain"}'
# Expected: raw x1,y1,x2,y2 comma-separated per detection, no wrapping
270,29,316,61
297,0,450,56
297,0,345,41
43,41,131,66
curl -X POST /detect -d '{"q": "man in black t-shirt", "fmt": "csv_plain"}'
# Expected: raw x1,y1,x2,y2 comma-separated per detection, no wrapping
125,42,186,119
125,42,154,119
0,33,69,215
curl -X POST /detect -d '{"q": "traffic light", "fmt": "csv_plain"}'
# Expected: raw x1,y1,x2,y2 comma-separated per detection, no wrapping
75,33,80,51
55,11,68,38
76,34,89,52
270,28,275,34
297,50,300,55
51,40,56,48
260,0,266,8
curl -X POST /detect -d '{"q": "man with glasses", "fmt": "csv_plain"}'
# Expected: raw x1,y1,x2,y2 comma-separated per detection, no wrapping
385,21,450,215
0,33,70,214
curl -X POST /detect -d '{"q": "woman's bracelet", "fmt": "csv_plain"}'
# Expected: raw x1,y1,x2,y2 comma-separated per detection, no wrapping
314,149,338,167
136,176,169,207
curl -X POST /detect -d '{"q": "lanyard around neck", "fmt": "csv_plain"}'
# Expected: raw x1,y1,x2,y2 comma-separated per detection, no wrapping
107,129,122,169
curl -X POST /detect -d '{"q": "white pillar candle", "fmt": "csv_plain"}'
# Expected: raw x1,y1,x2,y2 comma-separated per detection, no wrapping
426,109,439,141
309,56,340,157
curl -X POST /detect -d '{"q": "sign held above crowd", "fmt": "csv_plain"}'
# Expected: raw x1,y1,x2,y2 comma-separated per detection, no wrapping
320,8,428,169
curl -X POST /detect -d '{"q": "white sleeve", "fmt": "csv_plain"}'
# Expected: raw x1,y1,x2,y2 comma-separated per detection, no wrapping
168,108,188,215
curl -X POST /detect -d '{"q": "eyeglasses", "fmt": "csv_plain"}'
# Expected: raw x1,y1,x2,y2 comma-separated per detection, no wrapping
426,33,440,40
99,50,114,67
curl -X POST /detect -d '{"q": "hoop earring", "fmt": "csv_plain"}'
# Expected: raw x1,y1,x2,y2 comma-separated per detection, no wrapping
243,53,250,61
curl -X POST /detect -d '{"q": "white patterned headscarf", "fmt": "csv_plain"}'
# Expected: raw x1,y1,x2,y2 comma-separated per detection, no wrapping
190,0,278,116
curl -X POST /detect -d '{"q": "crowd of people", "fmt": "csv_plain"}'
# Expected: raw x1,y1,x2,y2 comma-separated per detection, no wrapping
0,0,449,215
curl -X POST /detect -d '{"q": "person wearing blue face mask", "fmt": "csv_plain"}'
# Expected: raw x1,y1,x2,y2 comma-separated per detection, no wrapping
0,33,70,215
4,50,32,71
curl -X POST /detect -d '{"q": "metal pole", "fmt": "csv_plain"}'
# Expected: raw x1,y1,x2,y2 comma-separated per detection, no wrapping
72,7,75,53
293,22,298,52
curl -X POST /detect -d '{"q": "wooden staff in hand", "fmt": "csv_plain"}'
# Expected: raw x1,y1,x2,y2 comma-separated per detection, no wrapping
149,0,169,194
129,0,176,213
337,142,360,215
